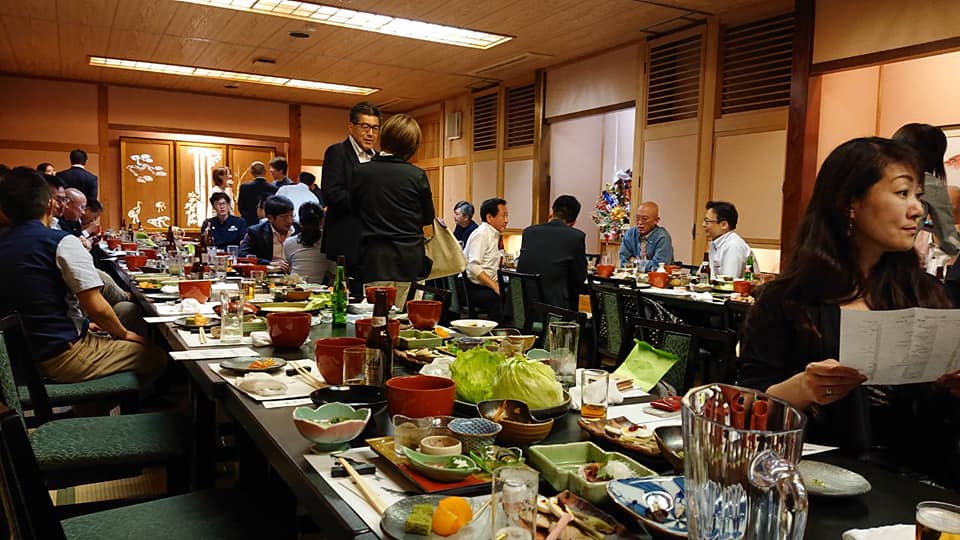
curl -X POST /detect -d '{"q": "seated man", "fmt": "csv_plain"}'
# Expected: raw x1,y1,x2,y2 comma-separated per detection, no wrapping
703,200,756,279
239,195,298,271
619,201,674,271
464,198,509,322
59,187,86,237
517,195,587,312
80,198,103,238
201,192,247,249
0,167,166,385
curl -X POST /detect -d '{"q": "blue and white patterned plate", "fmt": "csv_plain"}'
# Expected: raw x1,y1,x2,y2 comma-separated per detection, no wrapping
607,476,687,538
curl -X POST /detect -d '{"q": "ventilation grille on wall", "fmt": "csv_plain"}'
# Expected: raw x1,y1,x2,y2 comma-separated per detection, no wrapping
473,92,498,152
720,13,794,115
646,34,703,125
505,84,535,148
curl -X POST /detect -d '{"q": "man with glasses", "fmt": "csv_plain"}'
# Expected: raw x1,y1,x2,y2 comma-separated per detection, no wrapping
201,192,247,249
619,201,674,271
703,200,756,279
321,101,381,295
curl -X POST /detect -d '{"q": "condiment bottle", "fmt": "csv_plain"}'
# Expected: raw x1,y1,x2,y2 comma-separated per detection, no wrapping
697,252,710,283
332,255,348,328
743,254,755,281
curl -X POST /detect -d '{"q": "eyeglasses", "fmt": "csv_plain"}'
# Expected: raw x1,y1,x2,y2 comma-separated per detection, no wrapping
352,122,380,133
702,218,719,225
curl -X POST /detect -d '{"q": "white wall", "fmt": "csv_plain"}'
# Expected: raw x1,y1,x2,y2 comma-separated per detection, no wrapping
641,135,699,264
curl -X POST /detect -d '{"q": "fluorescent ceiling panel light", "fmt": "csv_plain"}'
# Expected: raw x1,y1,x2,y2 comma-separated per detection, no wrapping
176,0,512,49
88,56,378,95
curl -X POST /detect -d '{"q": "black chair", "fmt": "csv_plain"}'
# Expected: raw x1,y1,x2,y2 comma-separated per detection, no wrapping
531,302,594,367
0,314,188,491
0,403,269,540
443,274,477,319
499,269,544,334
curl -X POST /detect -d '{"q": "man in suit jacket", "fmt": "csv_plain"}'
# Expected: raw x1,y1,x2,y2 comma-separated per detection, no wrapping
269,156,293,187
321,101,381,295
237,161,278,225
238,195,298,269
517,195,587,312
57,149,98,202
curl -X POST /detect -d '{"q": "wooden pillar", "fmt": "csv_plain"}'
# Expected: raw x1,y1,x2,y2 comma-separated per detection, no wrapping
692,18,720,264
288,104,302,176
532,70,550,224
97,84,113,229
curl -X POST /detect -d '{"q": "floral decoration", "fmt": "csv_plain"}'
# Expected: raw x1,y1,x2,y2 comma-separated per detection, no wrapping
591,169,632,242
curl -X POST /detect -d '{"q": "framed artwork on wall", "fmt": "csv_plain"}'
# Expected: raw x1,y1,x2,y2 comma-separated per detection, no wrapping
175,142,227,231
942,125,960,186
119,137,175,231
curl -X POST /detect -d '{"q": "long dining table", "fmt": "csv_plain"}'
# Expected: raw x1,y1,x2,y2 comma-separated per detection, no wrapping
110,258,960,539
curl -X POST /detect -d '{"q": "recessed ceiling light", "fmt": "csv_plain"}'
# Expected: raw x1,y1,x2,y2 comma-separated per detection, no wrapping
289,31,310,39
89,56,378,95
176,0,512,49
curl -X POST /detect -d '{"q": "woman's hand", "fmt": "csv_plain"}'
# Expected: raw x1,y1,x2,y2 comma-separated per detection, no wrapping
936,371,960,398
767,359,866,409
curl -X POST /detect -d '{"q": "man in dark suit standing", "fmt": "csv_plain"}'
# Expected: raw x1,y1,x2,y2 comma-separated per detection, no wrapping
57,149,98,202
237,161,277,225
269,156,293,187
517,195,587,312
321,101,381,295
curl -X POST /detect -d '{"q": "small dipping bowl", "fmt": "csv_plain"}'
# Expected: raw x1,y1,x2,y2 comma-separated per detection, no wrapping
419,435,462,456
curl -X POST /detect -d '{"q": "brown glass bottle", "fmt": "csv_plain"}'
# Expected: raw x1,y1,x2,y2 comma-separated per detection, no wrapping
364,289,393,386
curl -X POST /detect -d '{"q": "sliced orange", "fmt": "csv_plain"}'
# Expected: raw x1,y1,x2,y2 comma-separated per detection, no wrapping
438,496,473,524
194,313,209,325
431,506,463,536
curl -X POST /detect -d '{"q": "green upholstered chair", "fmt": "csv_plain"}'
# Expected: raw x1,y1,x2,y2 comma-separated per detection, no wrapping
587,281,630,364
499,269,544,334
17,371,141,420
0,403,267,540
0,314,188,491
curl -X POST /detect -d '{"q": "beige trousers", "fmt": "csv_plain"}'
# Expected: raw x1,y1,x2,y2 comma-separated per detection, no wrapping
38,333,168,387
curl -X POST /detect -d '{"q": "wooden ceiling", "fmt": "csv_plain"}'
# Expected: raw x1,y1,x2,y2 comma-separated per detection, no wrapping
0,0,782,111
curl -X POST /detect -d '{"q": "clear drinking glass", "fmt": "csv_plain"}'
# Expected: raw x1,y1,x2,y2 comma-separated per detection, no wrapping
547,321,579,388
227,245,239,264
491,466,539,540
342,346,366,386
250,269,266,283
219,291,244,344
916,501,960,540
167,255,183,277
214,255,229,280
580,369,609,421
242,279,256,301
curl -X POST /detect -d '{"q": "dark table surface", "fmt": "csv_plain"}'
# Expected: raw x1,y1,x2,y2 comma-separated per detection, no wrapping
113,261,960,539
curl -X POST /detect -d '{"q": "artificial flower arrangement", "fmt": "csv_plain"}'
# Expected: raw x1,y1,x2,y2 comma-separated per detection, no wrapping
591,169,632,242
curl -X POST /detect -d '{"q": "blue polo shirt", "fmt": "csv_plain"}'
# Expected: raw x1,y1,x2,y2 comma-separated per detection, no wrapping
0,220,101,362
201,215,248,249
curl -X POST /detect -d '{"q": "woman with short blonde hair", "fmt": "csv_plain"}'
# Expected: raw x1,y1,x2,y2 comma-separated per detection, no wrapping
379,114,422,162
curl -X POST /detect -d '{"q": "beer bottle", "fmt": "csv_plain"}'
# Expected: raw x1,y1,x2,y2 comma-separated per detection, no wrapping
365,290,393,386
697,252,711,283
190,256,203,280
743,254,755,281
332,256,348,328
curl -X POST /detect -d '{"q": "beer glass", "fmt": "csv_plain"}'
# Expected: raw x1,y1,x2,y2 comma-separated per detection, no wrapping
547,321,579,388
917,501,960,540
579,369,608,421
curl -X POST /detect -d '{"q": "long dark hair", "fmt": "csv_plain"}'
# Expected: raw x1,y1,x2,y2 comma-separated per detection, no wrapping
754,138,948,329
298,202,323,247
892,123,947,179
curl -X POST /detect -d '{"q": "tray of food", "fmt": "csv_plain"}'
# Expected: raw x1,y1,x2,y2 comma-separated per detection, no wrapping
577,416,661,457
367,437,492,496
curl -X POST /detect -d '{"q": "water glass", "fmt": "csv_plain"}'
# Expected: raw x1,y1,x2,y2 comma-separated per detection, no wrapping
219,291,244,344
167,255,183,276
580,369,609,421
491,466,539,540
342,346,366,386
547,321,579,388
214,255,230,280
206,246,217,265
393,415,433,456
916,501,960,540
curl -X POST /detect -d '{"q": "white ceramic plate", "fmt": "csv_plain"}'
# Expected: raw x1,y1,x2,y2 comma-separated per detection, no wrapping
798,460,871,497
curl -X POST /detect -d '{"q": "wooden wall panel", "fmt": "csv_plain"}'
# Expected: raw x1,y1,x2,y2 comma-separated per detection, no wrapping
229,145,276,186
0,76,98,144
301,105,349,160
119,137,174,231
175,141,226,230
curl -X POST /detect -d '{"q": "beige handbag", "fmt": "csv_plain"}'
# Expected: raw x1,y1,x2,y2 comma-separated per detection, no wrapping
425,218,467,279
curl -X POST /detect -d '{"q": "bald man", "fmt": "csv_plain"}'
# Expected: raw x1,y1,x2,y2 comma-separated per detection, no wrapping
619,201,674,271
60,187,86,237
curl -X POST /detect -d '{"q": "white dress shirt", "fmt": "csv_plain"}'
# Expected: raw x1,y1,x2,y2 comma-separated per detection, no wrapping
275,182,318,222
349,136,374,164
708,230,756,279
464,222,501,285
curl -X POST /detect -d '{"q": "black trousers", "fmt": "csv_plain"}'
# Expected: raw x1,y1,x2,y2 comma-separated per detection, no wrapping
466,280,503,323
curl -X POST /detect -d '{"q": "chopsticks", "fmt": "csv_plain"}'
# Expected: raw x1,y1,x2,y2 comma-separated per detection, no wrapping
291,362,326,389
338,457,387,515
198,326,207,344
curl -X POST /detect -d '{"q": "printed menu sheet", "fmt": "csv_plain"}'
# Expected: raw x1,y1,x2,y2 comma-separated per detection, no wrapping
839,307,960,385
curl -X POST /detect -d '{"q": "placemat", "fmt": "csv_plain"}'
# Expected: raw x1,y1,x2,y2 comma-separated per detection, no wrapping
206,359,322,401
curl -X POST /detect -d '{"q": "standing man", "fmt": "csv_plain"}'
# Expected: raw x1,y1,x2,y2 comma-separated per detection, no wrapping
237,161,277,225
269,156,293,187
619,201,674,271
321,101,381,295
57,149,98,202
59,187,87,237
464,198,509,322
201,193,247,249
276,171,319,222
304,172,323,207
703,200,755,279
517,195,586,312
452,201,478,248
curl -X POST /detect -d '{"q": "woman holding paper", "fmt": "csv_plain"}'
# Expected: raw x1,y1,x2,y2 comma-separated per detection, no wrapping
739,137,959,483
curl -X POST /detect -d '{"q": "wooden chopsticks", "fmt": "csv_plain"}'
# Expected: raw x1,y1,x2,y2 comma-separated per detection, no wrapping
291,362,326,389
338,457,387,515
198,326,207,344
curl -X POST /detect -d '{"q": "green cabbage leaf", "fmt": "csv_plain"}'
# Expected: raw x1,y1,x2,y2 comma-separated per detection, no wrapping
449,347,504,403
491,356,564,410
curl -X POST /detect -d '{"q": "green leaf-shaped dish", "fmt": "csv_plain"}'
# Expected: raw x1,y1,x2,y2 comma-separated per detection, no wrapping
402,447,480,483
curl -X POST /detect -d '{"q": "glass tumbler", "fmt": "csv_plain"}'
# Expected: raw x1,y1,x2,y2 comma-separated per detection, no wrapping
580,369,609,421
219,291,244,344
342,346,366,386
491,466,539,540
547,321,580,388
916,501,960,540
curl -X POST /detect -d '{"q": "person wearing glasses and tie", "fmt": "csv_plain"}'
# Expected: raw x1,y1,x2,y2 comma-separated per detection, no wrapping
321,101,382,296
702,200,756,279
619,201,674,271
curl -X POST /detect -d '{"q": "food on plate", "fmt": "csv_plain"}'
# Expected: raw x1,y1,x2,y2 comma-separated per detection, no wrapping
248,358,276,370
490,356,564,410
438,496,473,524
434,326,449,339
450,347,504,403
431,496,472,536
139,282,160,289
469,446,524,474
404,503,434,535
193,313,209,326
580,459,634,482
428,455,475,471
534,495,615,539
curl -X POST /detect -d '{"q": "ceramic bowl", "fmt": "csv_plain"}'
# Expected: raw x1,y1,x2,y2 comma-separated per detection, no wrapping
237,256,259,264
490,328,521,337
125,254,147,271
309,385,386,413
364,286,398,307
285,289,311,301
140,248,158,260
419,435,462,456
267,312,312,349
525,348,550,361
507,335,537,352
354,318,401,346
292,402,371,452
448,418,503,456
654,425,685,473
178,280,212,302
121,242,137,251
596,264,614,278
238,264,268,277
402,447,480,483
314,337,366,384
477,399,554,446
406,300,442,330
385,375,456,418
528,441,656,504
450,319,498,337
106,238,122,250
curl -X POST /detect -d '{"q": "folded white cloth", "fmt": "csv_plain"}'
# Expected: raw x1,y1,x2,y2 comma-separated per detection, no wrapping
689,292,713,302
249,331,272,347
842,524,913,540
179,298,204,313
569,376,624,411
237,373,287,396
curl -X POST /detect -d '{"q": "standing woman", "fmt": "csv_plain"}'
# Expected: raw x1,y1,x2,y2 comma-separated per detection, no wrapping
739,137,960,486
210,166,236,213
351,114,434,308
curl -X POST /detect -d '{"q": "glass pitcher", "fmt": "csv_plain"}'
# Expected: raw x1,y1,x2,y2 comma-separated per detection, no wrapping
682,383,808,540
